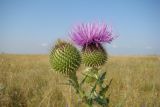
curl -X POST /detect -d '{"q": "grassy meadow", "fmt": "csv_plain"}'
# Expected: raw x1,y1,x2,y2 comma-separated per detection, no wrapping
0,54,160,107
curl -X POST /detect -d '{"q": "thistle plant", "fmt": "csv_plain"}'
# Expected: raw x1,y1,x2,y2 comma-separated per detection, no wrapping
50,23,115,107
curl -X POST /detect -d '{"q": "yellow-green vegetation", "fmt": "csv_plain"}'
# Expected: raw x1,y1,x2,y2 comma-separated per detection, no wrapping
0,54,160,107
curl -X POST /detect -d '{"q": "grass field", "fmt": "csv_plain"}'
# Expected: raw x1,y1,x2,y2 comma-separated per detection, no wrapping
0,54,160,107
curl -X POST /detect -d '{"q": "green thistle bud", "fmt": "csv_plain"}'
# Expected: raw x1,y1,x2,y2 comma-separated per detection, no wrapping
82,43,107,67
49,40,81,76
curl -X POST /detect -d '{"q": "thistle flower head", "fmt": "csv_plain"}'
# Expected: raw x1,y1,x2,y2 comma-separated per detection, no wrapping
49,40,81,76
71,23,114,46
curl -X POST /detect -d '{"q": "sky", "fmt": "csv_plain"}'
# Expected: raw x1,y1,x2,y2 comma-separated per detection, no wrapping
0,0,160,55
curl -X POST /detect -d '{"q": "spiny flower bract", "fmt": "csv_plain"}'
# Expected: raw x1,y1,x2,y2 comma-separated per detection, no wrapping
82,43,108,67
49,40,81,76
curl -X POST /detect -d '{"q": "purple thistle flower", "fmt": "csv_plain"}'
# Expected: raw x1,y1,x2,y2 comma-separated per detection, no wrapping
70,23,114,46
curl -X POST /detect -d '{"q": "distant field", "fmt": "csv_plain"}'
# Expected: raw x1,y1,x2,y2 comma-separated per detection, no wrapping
0,54,160,107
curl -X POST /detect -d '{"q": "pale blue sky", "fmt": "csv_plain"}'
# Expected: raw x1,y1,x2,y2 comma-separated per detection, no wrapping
0,0,160,55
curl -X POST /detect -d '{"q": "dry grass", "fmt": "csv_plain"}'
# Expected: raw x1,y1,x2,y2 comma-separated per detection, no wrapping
0,54,160,107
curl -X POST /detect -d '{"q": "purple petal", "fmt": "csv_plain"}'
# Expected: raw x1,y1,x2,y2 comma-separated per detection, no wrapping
70,22,115,46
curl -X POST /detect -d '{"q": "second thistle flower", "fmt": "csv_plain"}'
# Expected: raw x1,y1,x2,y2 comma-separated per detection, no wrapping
71,23,114,67
50,40,81,76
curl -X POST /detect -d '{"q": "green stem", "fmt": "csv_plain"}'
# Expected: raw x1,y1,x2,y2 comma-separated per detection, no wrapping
69,72,86,99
